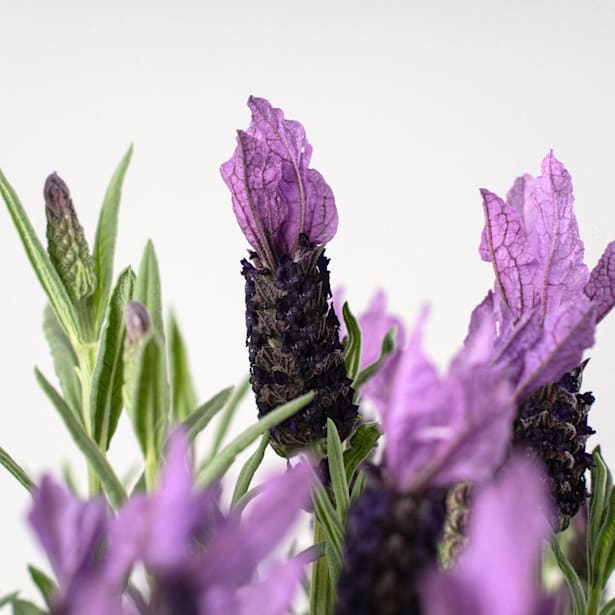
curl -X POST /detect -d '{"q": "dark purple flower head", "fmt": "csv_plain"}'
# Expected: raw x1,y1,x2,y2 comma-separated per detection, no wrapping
478,151,615,398
221,96,338,269
423,457,553,615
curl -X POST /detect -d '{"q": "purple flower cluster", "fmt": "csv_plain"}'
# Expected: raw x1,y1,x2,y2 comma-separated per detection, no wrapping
29,431,311,615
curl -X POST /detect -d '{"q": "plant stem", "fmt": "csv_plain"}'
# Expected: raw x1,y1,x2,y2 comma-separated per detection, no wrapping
587,585,602,615
77,342,99,495
310,521,335,615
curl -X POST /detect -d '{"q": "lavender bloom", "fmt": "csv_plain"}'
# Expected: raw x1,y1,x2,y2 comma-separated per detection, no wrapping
424,457,552,615
477,152,615,528
221,97,357,457
335,311,516,615
29,430,312,615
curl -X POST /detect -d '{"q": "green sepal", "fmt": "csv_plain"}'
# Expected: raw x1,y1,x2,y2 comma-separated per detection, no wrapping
0,446,34,493
168,311,197,421
342,422,381,484
35,368,127,508
198,391,314,486
90,145,133,335
551,536,586,615
326,418,350,522
0,170,81,342
182,386,234,441
353,326,396,389
91,267,135,449
27,565,56,610
341,302,361,381
43,305,81,418
231,431,269,506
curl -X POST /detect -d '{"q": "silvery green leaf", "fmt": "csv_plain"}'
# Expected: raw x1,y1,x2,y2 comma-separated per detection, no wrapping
0,446,34,493
35,368,126,508
27,565,55,610
0,170,80,342
90,145,133,334
198,391,314,485
42,306,81,419
231,431,269,506
343,422,381,484
327,418,349,522
168,311,197,421
182,385,233,441
342,302,361,381
91,267,135,449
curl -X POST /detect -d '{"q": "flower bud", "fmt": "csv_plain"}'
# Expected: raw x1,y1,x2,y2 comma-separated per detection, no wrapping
44,172,97,302
125,300,151,347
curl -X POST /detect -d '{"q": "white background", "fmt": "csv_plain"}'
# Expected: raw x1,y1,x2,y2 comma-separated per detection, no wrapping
1,0,615,600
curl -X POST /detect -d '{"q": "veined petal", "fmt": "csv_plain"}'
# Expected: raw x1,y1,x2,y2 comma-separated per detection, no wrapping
584,240,615,322
303,167,338,245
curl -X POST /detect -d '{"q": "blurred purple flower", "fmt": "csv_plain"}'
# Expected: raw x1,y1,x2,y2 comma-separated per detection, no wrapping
424,457,553,615
29,430,311,615
221,96,338,270
478,151,615,398
375,308,515,491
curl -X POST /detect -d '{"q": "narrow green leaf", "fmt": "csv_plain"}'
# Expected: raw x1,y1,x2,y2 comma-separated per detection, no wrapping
312,484,344,583
343,422,381,483
205,375,251,463
353,326,396,389
130,333,169,461
231,431,269,506
11,599,46,615
90,267,135,449
90,145,133,333
600,597,615,615
0,593,19,608
0,446,34,493
596,488,615,588
342,302,361,381
590,447,612,554
134,240,165,338
327,418,350,522
310,522,335,615
27,566,56,610
42,306,81,418
551,537,586,615
198,391,314,486
168,311,197,421
35,368,126,508
182,386,233,441
0,170,80,341
350,469,366,503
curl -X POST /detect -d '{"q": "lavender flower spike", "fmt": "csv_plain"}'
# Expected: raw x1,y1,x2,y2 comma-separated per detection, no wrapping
221,97,357,456
424,457,552,615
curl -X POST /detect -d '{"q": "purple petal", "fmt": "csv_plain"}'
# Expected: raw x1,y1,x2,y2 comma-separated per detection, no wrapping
584,240,615,322
423,457,550,615
480,188,537,320
453,292,497,369
515,301,596,399
303,167,338,245
533,151,588,317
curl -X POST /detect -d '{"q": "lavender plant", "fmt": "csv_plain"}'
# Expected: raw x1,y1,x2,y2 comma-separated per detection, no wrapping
2,97,615,615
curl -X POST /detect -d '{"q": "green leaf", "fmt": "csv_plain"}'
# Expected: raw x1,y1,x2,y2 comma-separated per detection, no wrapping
205,375,251,463
168,311,197,421
595,488,615,588
10,599,46,615
90,145,133,333
27,566,56,610
0,593,19,608
198,391,314,486
590,446,612,555
312,483,344,584
130,332,169,464
343,422,381,484
327,418,350,522
350,469,366,503
310,522,335,615
90,267,135,449
600,597,615,615
42,306,81,418
35,368,126,508
0,446,34,493
353,326,396,389
182,386,233,441
231,431,269,506
342,302,361,381
551,537,586,615
134,240,165,338
0,170,80,342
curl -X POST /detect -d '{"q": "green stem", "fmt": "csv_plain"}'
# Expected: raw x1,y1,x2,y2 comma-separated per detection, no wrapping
310,521,335,615
587,585,602,615
144,450,158,492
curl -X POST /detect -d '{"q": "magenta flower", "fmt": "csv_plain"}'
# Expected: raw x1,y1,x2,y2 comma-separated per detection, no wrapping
29,430,312,615
478,151,615,399
221,96,338,270
424,457,552,615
